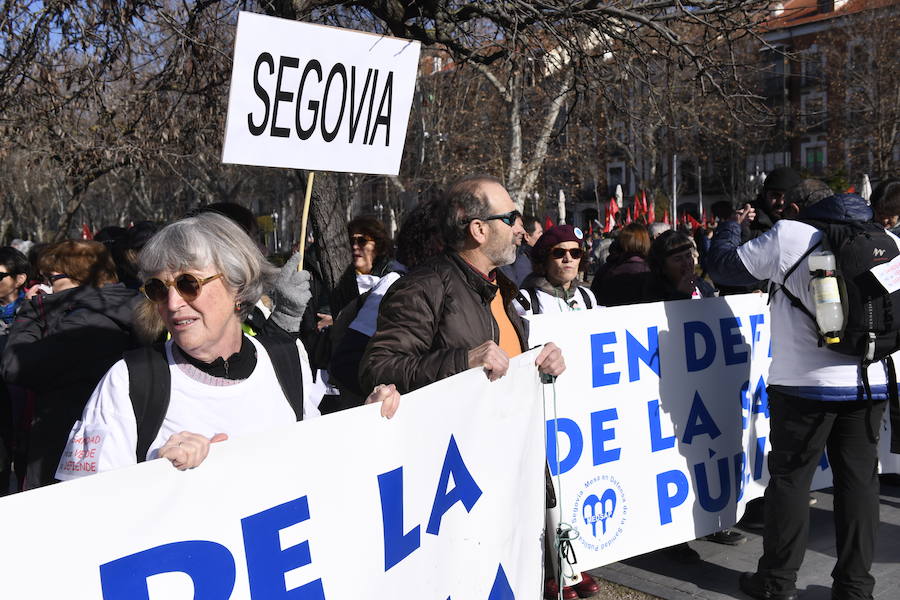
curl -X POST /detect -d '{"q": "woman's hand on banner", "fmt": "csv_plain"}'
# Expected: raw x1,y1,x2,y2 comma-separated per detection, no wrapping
367,383,400,418
158,431,229,470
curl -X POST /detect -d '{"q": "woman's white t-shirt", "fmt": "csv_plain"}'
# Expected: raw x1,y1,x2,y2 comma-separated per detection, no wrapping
56,335,316,479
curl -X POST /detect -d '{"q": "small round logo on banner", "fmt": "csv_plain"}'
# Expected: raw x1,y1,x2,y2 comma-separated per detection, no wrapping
571,474,627,552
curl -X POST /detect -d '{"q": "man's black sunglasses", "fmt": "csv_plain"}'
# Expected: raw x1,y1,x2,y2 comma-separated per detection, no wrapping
466,210,521,227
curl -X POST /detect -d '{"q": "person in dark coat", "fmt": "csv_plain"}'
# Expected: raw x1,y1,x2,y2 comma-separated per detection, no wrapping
0,240,142,489
328,216,392,320
591,223,651,306
361,176,565,394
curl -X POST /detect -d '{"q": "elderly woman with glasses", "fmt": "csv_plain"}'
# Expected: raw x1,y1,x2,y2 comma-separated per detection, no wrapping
514,225,598,316
57,213,398,479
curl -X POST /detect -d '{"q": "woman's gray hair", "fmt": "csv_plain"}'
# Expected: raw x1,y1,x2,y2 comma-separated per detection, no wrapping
138,212,277,318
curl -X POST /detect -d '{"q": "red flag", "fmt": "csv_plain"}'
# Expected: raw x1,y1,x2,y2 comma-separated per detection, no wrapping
544,215,554,230
603,211,612,233
608,197,620,216
81,224,93,240
625,207,633,224
686,214,702,231
846,184,856,193
632,194,641,220
663,210,670,225
646,191,655,224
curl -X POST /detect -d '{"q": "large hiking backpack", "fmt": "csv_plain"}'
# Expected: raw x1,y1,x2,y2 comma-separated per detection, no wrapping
777,220,900,452
778,220,900,361
123,335,305,463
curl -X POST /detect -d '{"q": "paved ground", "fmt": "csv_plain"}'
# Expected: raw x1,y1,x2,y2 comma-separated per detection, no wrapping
589,476,900,600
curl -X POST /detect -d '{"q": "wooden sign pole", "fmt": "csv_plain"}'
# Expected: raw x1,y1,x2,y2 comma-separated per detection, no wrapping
298,171,315,269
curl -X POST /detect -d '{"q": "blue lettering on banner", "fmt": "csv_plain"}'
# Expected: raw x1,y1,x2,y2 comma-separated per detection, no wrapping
694,454,731,512
754,436,767,481
682,392,721,444
487,564,515,600
739,381,751,429
242,496,325,600
426,435,483,536
100,496,325,600
447,563,516,600
734,452,748,502
684,321,716,372
656,470,689,525
647,399,676,453
749,313,765,354
752,377,769,418
100,541,236,600
590,331,620,387
590,409,621,465
546,418,583,476
626,327,660,382
720,317,749,365
378,467,421,571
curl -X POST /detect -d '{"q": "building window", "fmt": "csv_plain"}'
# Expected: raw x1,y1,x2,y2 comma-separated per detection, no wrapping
801,47,824,88
802,142,827,175
761,48,787,97
801,92,827,132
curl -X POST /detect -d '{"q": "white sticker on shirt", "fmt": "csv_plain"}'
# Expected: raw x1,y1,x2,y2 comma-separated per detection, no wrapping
870,253,900,294
55,422,107,480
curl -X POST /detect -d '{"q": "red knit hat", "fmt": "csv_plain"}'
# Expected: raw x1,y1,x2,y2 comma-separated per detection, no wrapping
532,225,585,262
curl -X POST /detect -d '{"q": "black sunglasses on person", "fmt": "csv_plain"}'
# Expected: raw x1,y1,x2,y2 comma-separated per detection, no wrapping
42,273,70,285
349,234,375,247
466,210,521,227
550,248,583,260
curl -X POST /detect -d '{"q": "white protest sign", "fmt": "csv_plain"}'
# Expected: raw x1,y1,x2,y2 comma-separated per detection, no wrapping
0,353,544,600
528,294,837,570
870,253,900,294
222,12,421,175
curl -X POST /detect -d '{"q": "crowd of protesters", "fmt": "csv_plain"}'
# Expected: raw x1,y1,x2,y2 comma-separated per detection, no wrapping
0,167,898,600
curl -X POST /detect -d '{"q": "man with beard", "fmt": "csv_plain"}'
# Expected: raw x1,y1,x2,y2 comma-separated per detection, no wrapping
361,174,565,394
744,166,803,242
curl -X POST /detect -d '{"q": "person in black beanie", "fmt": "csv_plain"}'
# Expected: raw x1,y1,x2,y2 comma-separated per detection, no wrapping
744,166,803,243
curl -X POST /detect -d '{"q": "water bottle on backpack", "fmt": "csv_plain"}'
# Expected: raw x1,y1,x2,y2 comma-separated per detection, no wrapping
808,250,843,344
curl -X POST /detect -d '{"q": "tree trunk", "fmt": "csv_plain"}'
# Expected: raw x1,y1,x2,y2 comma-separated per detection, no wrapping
302,170,352,292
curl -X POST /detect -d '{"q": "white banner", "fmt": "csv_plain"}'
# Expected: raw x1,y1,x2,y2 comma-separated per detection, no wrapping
530,294,808,569
222,12,421,175
0,352,545,599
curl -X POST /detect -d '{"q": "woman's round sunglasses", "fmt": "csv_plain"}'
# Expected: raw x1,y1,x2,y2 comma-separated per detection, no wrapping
550,248,583,260
141,273,223,303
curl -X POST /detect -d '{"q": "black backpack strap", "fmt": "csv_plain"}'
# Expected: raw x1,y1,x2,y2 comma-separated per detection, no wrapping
770,241,822,330
886,356,900,454
526,288,541,315
578,287,593,309
257,334,304,421
124,343,171,463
